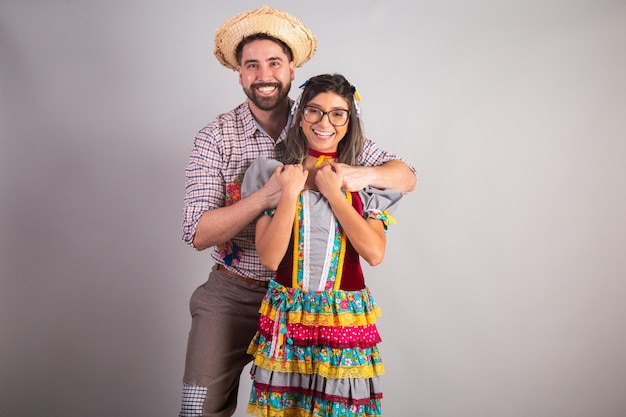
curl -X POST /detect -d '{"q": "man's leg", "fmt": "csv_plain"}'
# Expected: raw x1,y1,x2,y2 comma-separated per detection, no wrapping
179,267,266,417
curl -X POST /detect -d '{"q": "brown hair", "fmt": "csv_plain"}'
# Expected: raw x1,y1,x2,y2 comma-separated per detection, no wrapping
235,33,294,66
277,73,364,166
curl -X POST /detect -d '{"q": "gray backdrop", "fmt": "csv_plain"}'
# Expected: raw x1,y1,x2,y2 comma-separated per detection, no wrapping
1,0,625,416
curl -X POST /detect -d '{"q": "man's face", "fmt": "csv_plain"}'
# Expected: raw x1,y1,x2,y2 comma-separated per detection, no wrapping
238,39,295,111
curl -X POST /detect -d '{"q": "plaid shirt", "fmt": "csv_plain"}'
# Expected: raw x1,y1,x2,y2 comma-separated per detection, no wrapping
182,101,408,280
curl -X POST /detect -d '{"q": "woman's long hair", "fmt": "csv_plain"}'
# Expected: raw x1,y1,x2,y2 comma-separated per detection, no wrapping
277,74,364,166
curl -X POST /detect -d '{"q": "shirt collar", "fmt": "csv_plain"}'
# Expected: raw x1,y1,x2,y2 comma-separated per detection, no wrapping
241,100,293,144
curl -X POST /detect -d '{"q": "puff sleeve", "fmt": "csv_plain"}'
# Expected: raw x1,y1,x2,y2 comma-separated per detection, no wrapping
241,156,283,199
358,186,403,230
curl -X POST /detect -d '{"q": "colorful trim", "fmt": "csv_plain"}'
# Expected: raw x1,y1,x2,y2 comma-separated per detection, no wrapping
292,194,304,288
291,191,352,290
247,390,382,417
364,209,396,230
248,345,385,379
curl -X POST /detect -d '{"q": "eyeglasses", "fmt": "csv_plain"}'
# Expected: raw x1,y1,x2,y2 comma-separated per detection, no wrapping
302,106,350,127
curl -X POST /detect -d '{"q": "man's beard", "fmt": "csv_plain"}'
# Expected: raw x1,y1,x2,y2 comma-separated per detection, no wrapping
244,82,291,111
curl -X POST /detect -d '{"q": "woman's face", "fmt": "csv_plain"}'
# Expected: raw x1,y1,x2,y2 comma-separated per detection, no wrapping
299,91,350,154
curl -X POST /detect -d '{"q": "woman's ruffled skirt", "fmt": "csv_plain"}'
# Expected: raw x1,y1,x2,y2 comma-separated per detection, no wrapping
246,281,384,417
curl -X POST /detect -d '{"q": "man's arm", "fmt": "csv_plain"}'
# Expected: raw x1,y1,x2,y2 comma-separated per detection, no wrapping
191,175,281,250
335,138,417,193
333,159,416,193
182,123,282,251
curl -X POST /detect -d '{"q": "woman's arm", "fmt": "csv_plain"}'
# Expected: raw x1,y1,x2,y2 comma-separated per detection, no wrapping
255,165,308,270
315,165,387,266
330,199,387,266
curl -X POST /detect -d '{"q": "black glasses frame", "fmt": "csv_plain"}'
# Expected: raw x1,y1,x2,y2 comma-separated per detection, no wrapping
302,106,350,127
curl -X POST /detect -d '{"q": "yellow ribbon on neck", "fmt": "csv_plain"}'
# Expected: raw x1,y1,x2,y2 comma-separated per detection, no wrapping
314,155,334,167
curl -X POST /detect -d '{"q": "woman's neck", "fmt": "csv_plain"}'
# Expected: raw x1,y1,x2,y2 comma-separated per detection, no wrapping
303,149,338,190
307,148,337,168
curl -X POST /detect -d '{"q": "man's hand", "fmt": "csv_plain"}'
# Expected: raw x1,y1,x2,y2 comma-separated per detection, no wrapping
331,163,375,192
260,167,284,209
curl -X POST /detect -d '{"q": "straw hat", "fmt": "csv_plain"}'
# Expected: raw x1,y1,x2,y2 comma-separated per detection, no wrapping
214,4,317,71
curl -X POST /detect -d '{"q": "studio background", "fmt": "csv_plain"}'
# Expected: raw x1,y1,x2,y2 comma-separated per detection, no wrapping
1,1,625,416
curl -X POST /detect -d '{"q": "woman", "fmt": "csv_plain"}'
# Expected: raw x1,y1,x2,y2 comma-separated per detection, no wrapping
242,74,402,417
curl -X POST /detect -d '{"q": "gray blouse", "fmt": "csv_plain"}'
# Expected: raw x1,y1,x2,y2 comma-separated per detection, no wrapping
242,156,402,291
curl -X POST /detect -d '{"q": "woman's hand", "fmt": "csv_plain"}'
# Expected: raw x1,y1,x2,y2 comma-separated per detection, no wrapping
256,164,308,271
315,164,344,202
275,164,308,199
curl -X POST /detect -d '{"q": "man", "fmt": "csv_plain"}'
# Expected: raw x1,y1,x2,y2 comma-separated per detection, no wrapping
180,5,416,417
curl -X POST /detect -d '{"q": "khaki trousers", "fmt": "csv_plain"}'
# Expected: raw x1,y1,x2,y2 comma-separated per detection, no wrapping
180,266,267,417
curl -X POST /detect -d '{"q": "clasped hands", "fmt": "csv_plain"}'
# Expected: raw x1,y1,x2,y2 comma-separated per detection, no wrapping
273,162,347,200
263,161,371,208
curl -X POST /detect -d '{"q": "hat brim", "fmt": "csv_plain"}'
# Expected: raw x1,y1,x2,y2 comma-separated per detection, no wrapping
214,5,317,71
